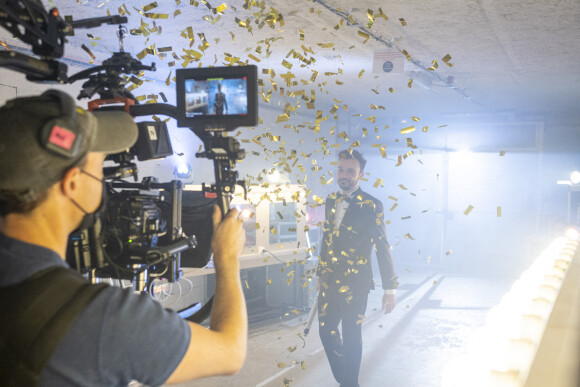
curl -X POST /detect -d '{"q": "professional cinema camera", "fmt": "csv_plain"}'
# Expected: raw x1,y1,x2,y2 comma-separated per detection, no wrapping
0,0,258,321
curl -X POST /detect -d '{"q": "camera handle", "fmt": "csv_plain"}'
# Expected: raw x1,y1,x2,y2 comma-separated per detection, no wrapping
196,132,247,215
185,131,246,323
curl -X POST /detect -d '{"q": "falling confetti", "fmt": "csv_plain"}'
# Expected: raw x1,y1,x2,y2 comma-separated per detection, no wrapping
442,53,454,67
428,59,439,71
464,205,474,215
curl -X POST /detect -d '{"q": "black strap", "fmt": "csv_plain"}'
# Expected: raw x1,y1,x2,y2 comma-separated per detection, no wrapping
0,266,108,386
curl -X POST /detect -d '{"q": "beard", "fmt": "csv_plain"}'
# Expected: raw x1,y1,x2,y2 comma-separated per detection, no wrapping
338,179,356,192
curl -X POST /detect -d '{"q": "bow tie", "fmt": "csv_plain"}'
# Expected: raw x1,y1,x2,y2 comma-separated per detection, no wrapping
336,193,353,204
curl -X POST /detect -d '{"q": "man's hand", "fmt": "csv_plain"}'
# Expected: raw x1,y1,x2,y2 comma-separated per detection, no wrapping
211,206,246,272
382,293,396,314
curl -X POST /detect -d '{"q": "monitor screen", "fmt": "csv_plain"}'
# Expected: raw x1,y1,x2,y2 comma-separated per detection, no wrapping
176,65,258,130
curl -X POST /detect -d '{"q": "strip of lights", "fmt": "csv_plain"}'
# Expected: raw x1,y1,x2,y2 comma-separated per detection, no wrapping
442,234,579,387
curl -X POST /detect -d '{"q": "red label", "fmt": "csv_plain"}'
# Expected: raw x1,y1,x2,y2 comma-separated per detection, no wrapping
48,125,76,150
205,192,217,198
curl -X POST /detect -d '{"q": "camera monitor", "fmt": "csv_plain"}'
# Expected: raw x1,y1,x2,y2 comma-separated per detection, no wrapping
176,65,258,130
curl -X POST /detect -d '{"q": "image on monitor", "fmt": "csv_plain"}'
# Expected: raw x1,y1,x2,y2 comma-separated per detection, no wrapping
184,77,248,118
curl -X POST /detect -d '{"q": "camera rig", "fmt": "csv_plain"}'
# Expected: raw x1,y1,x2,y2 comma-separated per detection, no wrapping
0,0,256,322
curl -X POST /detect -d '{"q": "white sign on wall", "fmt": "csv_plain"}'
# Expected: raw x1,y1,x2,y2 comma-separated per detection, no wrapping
373,50,405,74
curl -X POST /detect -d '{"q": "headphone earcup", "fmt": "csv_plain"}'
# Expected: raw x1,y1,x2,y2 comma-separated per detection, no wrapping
39,90,82,159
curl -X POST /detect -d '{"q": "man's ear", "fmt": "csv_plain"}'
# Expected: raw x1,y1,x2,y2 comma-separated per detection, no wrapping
60,166,81,198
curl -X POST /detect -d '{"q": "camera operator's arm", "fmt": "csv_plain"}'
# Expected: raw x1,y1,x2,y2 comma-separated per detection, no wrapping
165,206,247,383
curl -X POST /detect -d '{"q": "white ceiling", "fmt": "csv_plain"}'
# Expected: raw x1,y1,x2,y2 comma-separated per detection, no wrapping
1,0,580,122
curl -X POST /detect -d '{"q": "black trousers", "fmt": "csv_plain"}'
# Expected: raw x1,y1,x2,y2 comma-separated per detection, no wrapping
318,285,369,387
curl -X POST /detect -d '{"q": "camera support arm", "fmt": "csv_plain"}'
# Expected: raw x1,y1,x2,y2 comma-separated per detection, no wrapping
196,133,246,215
129,104,247,216
0,0,128,82
0,50,68,82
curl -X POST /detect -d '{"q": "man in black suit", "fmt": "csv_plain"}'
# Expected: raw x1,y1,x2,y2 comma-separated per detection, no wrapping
317,149,398,387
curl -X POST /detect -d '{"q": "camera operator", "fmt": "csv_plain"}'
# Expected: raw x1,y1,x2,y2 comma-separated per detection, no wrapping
0,90,247,386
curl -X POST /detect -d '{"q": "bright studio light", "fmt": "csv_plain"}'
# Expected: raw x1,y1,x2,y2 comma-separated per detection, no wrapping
267,169,282,183
570,171,580,185
442,236,578,387
565,227,580,241
174,162,192,179
240,208,252,220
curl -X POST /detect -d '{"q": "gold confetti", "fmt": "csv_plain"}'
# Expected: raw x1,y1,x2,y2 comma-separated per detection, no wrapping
499,150,506,156
422,126,429,132
339,285,349,293
358,31,370,42
389,87,395,93
404,233,415,240
377,7,388,20
380,146,387,158
287,345,297,352
401,126,415,134
428,59,439,71
267,279,272,285
446,249,452,255
143,2,158,11
399,18,407,26
464,205,474,215
248,53,261,62
442,53,453,67
497,206,502,217
81,44,96,60
358,69,365,79
411,116,420,122
408,78,413,88
277,362,287,368
277,114,290,123
395,155,402,166
216,3,227,13
301,361,307,370
398,184,407,190
373,178,383,188
245,280,250,289
144,12,168,19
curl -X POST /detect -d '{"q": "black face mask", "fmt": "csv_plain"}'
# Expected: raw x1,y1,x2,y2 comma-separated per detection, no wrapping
72,184,108,233
69,170,108,233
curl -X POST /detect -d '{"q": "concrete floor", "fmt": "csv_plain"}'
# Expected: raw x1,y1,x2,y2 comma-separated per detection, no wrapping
168,267,516,387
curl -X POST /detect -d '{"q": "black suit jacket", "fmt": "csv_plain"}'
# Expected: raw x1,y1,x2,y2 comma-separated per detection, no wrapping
318,187,397,293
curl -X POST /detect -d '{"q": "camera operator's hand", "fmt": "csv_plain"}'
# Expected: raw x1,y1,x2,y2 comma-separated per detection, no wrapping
167,206,248,383
211,206,245,271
